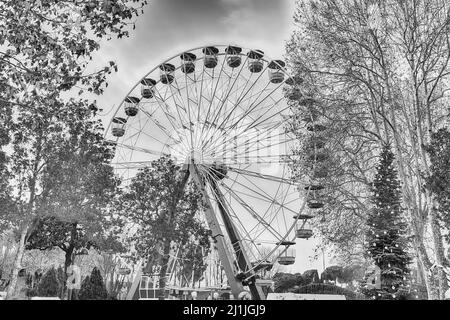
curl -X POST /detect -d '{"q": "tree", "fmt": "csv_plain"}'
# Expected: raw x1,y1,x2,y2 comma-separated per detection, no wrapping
78,267,108,300
302,269,320,285
122,156,211,299
1,0,147,299
286,0,450,299
0,101,16,233
362,145,411,300
272,272,300,293
25,112,121,281
36,267,60,297
4,99,120,299
341,264,365,286
78,276,91,300
321,266,343,283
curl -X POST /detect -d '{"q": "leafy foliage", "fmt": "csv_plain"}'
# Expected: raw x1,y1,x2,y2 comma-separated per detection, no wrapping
272,272,306,293
321,265,343,283
24,109,122,268
177,235,210,287
0,0,148,108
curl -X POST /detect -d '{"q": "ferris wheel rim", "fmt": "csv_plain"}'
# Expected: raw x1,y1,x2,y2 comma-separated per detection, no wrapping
105,43,317,281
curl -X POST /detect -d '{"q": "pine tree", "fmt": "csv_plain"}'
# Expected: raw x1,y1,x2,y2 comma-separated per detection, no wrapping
90,267,108,300
37,267,59,297
78,268,107,300
362,145,412,300
78,276,91,300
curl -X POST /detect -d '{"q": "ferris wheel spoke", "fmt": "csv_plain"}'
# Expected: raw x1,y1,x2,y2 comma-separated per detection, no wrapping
137,106,182,145
204,81,265,145
203,78,262,141
233,165,296,233
154,83,189,127
205,168,286,241
213,63,271,134
180,70,195,147
120,120,175,153
218,183,284,241
224,170,300,218
226,167,298,186
201,52,229,135
200,167,262,262
151,90,187,129
112,141,171,157
197,60,206,123
208,55,249,127
201,66,236,146
206,123,294,163
227,83,285,135
246,99,289,132
168,74,189,112
206,98,287,158
111,161,155,170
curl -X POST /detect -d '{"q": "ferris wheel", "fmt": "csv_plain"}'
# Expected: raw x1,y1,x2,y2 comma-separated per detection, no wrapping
105,44,326,300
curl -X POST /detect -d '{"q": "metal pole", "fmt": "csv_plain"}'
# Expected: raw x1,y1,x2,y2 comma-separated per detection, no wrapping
189,163,245,298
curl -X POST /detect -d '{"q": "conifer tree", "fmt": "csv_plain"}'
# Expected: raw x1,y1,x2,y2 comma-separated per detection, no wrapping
78,267,107,300
363,145,412,299
37,267,59,297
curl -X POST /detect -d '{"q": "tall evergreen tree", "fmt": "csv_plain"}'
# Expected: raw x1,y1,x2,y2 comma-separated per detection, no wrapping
363,145,411,299
78,267,107,300
37,267,60,297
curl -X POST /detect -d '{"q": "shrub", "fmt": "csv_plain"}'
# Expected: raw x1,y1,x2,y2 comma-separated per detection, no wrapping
295,283,367,300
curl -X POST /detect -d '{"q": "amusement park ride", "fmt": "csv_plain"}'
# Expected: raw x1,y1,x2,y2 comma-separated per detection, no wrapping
105,45,329,300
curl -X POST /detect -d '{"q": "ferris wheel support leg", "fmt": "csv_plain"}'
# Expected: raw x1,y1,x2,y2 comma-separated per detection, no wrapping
126,268,142,300
189,163,246,299
210,181,265,300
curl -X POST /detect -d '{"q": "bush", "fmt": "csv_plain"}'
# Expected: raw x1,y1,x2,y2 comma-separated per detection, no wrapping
78,267,107,300
302,269,320,284
37,267,60,297
295,283,367,300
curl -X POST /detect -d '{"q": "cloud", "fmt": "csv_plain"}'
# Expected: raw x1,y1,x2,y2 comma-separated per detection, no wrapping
93,0,295,118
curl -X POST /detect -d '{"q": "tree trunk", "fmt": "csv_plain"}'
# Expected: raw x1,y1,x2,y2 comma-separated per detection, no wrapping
6,227,27,299
158,239,171,300
430,208,449,299
64,223,78,300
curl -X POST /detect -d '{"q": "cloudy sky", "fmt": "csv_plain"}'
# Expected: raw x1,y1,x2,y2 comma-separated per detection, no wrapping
92,0,331,274
95,0,296,114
